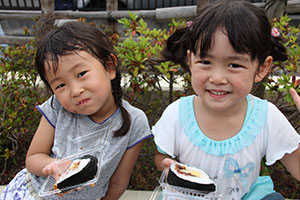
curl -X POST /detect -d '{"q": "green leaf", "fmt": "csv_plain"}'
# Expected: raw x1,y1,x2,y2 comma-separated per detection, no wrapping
133,67,139,77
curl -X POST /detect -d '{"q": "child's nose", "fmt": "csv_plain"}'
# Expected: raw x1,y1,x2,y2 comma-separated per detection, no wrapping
208,69,227,85
71,84,84,97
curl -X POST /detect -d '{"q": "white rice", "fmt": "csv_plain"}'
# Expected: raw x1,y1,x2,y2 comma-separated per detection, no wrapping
170,163,214,185
56,158,91,183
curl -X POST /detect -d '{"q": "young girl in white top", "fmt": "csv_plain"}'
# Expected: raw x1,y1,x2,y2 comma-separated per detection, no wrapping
152,1,300,199
0,21,152,200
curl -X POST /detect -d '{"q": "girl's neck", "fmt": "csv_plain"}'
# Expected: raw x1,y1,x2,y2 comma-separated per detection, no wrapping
193,96,248,141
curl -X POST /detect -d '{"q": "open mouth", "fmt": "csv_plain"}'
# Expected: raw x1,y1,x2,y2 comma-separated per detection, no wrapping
208,90,229,95
77,98,90,105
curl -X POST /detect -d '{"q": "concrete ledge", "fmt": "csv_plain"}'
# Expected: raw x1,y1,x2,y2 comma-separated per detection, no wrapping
120,190,152,200
0,35,34,45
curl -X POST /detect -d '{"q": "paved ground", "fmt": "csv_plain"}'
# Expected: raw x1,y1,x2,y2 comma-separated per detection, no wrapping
0,186,153,199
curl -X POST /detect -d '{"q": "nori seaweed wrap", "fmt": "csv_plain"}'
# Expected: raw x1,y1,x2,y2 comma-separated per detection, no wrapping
54,155,98,190
167,162,216,192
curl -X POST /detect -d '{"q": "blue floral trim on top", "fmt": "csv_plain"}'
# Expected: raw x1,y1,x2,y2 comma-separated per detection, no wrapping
179,95,268,156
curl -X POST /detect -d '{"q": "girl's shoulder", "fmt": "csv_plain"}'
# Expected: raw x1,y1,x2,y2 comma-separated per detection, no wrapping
248,94,282,119
37,95,65,114
121,99,151,129
121,99,148,118
121,99,152,145
36,95,66,127
162,95,194,116
153,95,194,130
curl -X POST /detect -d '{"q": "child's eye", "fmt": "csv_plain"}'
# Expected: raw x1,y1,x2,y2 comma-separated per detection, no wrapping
78,71,87,78
55,83,65,90
229,64,243,68
198,60,211,65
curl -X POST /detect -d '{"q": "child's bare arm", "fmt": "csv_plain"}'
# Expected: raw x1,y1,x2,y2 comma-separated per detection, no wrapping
101,141,145,200
285,88,300,181
154,150,175,172
26,116,55,176
280,146,300,181
290,88,300,112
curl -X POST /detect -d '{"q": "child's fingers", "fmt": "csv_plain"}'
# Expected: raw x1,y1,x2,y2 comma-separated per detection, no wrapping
42,162,63,180
51,160,72,180
56,193,64,198
290,88,300,111
162,158,175,169
42,166,52,176
162,158,176,177
56,187,83,197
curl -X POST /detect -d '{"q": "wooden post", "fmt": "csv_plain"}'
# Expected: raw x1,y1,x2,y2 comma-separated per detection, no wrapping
107,0,118,33
41,0,55,19
107,0,118,11
197,0,209,14
36,0,55,42
264,0,287,21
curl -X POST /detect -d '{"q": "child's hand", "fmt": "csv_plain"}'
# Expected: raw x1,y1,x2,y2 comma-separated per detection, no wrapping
161,158,176,177
161,158,176,170
290,88,300,111
42,160,72,180
42,160,84,197
56,187,83,198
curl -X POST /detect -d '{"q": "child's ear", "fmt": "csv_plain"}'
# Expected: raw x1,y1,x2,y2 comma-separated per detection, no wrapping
187,50,191,60
187,49,191,69
105,54,117,80
254,56,272,83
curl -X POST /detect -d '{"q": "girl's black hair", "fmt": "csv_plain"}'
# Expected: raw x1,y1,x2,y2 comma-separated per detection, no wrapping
35,21,130,137
161,0,287,71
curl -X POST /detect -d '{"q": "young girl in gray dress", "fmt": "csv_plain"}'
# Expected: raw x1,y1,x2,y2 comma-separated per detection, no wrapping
1,21,152,200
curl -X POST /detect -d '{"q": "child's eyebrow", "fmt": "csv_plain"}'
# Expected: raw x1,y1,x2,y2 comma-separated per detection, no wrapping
196,53,251,63
49,76,61,86
227,55,250,62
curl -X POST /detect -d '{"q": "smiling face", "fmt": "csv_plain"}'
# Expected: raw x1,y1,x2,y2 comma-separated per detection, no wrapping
188,28,271,113
45,50,117,122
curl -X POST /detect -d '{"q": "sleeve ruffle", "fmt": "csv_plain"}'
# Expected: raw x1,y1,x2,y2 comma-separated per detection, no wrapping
152,99,181,158
265,103,300,165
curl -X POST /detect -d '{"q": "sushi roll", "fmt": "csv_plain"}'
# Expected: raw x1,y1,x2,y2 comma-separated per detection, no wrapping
53,155,98,190
167,162,216,192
